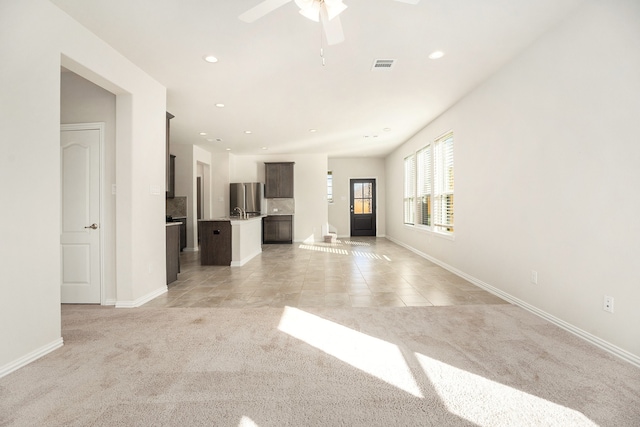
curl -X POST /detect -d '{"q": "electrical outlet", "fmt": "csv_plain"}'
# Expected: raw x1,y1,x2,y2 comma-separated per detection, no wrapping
530,270,538,285
603,295,614,313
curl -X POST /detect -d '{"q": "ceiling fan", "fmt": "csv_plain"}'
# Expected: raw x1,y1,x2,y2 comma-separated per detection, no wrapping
239,0,420,46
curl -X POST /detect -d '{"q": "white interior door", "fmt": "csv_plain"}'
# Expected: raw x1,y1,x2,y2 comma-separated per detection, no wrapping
60,125,102,303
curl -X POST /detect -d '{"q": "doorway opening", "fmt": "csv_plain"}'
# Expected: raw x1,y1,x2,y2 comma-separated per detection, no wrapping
60,123,104,304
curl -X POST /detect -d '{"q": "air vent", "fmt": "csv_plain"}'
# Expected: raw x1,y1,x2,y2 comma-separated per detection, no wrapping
371,59,396,71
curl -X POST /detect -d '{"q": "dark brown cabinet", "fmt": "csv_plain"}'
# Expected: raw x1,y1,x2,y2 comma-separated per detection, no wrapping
264,162,294,198
199,220,232,265
176,217,186,251
263,215,293,244
166,112,175,198
166,224,180,285
167,154,176,199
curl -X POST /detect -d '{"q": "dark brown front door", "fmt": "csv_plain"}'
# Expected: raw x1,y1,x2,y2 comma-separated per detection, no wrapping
350,179,376,236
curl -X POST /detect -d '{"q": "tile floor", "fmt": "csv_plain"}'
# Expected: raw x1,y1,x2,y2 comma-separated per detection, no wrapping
143,237,508,308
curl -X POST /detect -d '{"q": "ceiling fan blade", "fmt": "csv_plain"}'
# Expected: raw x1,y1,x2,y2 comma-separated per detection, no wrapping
393,0,420,4
239,0,293,23
320,10,345,45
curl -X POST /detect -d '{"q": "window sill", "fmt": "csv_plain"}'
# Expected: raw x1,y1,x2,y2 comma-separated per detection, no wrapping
403,223,455,241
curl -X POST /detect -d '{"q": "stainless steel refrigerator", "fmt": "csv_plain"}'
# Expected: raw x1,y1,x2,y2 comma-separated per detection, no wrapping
229,183,264,216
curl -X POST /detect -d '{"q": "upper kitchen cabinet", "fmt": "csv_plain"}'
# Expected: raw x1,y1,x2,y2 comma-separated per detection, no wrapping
166,112,175,198
264,162,294,198
167,154,176,199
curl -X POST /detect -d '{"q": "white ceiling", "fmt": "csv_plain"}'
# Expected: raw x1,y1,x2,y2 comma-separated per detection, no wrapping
51,0,584,157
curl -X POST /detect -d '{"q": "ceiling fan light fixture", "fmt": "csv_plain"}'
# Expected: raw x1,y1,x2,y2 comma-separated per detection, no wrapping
299,7,320,22
295,0,346,22
296,0,321,22
324,0,347,21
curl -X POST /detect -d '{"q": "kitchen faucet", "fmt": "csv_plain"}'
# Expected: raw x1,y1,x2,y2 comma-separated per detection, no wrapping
233,206,246,219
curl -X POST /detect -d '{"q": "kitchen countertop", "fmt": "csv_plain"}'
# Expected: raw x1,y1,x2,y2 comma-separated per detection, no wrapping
166,222,181,227
200,215,266,223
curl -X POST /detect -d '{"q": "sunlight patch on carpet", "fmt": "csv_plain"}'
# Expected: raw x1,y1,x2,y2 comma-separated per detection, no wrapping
238,416,259,427
278,306,423,398
415,353,598,427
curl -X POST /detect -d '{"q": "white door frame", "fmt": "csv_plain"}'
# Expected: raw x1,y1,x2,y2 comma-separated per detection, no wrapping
61,122,105,305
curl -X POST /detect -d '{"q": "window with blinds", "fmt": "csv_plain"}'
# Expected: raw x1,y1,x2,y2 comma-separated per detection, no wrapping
416,145,432,227
433,132,454,233
403,154,415,224
327,171,333,203
403,132,454,235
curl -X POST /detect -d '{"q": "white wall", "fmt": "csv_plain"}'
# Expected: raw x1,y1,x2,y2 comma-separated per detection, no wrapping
60,71,117,304
328,158,386,238
210,152,230,219
171,143,194,248
385,0,640,361
0,0,166,374
230,153,328,242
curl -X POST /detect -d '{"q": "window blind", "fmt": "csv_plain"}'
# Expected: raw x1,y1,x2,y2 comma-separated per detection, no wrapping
433,133,454,233
416,145,432,226
403,154,415,224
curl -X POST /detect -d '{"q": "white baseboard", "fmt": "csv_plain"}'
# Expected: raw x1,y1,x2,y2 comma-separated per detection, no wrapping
115,286,167,308
0,338,64,379
385,235,640,368
104,298,117,306
231,248,262,267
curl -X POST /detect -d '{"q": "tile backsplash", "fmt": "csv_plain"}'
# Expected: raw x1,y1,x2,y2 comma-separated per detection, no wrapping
266,198,295,215
166,196,187,217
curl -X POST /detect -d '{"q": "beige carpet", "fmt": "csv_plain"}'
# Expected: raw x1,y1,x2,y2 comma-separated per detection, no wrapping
1,305,639,426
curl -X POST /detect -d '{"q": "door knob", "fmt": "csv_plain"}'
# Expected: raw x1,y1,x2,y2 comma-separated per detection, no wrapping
84,223,98,230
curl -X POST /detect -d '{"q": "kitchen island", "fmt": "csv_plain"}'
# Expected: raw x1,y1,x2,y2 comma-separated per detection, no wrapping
166,222,181,284
199,216,263,266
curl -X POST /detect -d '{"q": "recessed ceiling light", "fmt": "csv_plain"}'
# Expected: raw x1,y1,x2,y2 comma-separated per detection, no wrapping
262,147,268,150
244,130,252,134
429,50,445,60
206,138,214,142
216,138,223,142
199,132,207,136
383,128,391,132
226,148,231,151
309,129,317,133
215,103,225,108
203,55,218,63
